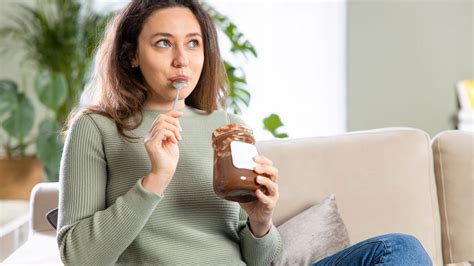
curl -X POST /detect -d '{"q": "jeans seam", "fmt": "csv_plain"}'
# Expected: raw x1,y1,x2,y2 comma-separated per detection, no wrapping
375,239,390,265
332,240,386,265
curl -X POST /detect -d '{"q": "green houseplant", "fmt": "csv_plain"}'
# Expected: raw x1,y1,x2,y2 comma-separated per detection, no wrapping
0,0,112,181
0,79,34,158
0,79,43,199
0,0,286,182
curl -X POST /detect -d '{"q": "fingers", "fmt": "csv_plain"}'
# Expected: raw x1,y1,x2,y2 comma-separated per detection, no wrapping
156,128,179,144
145,127,178,144
146,111,183,144
255,189,274,207
255,176,279,207
151,111,183,129
162,112,183,132
256,175,278,196
253,155,273,166
253,163,278,182
150,120,182,141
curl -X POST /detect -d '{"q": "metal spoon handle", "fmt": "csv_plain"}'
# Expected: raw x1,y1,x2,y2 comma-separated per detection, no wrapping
172,88,181,110
171,81,187,111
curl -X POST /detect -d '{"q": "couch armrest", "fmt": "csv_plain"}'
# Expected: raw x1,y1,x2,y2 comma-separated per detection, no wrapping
29,182,59,234
4,182,62,264
432,130,474,264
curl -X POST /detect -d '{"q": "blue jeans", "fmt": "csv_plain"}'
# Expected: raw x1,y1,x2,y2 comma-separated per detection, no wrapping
312,233,432,266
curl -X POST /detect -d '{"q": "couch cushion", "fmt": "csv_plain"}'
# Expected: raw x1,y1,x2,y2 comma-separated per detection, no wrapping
271,194,350,265
256,127,442,266
432,130,474,264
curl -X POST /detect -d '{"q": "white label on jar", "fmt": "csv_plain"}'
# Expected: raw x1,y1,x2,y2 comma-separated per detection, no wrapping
230,141,259,170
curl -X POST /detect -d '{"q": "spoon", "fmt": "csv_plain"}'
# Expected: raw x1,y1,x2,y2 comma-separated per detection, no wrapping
172,81,187,110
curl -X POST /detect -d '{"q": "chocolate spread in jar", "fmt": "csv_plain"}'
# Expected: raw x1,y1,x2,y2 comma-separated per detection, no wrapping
212,123,265,202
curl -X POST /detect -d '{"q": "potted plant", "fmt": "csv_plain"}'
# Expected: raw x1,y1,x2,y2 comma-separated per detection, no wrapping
0,79,43,200
0,0,112,182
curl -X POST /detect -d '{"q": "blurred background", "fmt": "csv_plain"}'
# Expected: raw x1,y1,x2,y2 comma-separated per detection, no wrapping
0,0,472,261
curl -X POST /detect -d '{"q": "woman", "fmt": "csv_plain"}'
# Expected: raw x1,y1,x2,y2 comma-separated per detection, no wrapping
58,0,280,265
57,0,431,265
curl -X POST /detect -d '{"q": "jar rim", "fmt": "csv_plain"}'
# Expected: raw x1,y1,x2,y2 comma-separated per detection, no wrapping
212,123,253,138
212,124,255,145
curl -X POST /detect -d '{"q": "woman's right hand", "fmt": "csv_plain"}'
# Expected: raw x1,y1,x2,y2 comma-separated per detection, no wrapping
142,110,183,196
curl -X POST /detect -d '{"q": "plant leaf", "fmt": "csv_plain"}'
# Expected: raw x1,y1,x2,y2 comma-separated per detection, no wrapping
263,114,288,139
234,87,251,106
36,119,63,182
35,70,68,111
3,93,35,140
0,80,18,114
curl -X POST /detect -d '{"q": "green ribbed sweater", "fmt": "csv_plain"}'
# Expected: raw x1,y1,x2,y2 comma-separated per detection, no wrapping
57,105,282,265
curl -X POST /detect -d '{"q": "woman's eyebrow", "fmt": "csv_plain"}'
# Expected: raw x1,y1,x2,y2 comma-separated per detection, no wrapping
150,32,202,38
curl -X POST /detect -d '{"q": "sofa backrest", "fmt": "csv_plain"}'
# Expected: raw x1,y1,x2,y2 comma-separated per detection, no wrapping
256,127,443,266
432,130,474,264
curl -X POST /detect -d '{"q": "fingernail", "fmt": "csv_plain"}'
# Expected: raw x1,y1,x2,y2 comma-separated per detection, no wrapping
257,176,262,181
180,126,183,132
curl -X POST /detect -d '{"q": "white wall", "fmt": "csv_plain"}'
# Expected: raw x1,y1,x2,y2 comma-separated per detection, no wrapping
205,0,347,140
347,0,473,136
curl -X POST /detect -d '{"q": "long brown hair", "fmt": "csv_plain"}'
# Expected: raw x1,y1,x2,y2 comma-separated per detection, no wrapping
65,0,227,139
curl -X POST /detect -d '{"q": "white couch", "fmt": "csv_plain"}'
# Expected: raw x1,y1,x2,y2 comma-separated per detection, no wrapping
4,128,473,265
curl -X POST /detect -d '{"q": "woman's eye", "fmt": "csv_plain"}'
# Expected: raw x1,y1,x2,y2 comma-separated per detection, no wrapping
155,39,199,48
155,40,171,47
188,40,199,48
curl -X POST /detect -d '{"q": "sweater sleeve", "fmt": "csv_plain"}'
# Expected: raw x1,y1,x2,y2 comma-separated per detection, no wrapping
238,209,282,266
56,114,161,265
227,112,283,264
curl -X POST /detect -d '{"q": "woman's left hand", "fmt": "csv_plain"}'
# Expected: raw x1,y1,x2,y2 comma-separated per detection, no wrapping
239,155,279,237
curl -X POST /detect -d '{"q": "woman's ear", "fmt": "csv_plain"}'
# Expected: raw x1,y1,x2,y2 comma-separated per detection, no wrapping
128,47,139,68
130,54,138,68
123,41,138,68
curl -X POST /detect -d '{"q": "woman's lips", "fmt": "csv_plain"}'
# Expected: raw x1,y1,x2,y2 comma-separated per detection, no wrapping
169,75,190,83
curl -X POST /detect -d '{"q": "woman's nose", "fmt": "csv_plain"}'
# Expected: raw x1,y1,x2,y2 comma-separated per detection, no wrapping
172,47,189,68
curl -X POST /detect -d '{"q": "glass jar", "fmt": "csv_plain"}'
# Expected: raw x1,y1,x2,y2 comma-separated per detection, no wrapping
212,123,264,202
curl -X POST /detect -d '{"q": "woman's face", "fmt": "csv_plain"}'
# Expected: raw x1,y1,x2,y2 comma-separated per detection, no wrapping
132,7,204,110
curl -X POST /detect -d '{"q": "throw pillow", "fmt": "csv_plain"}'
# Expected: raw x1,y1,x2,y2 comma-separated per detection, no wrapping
272,194,351,265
